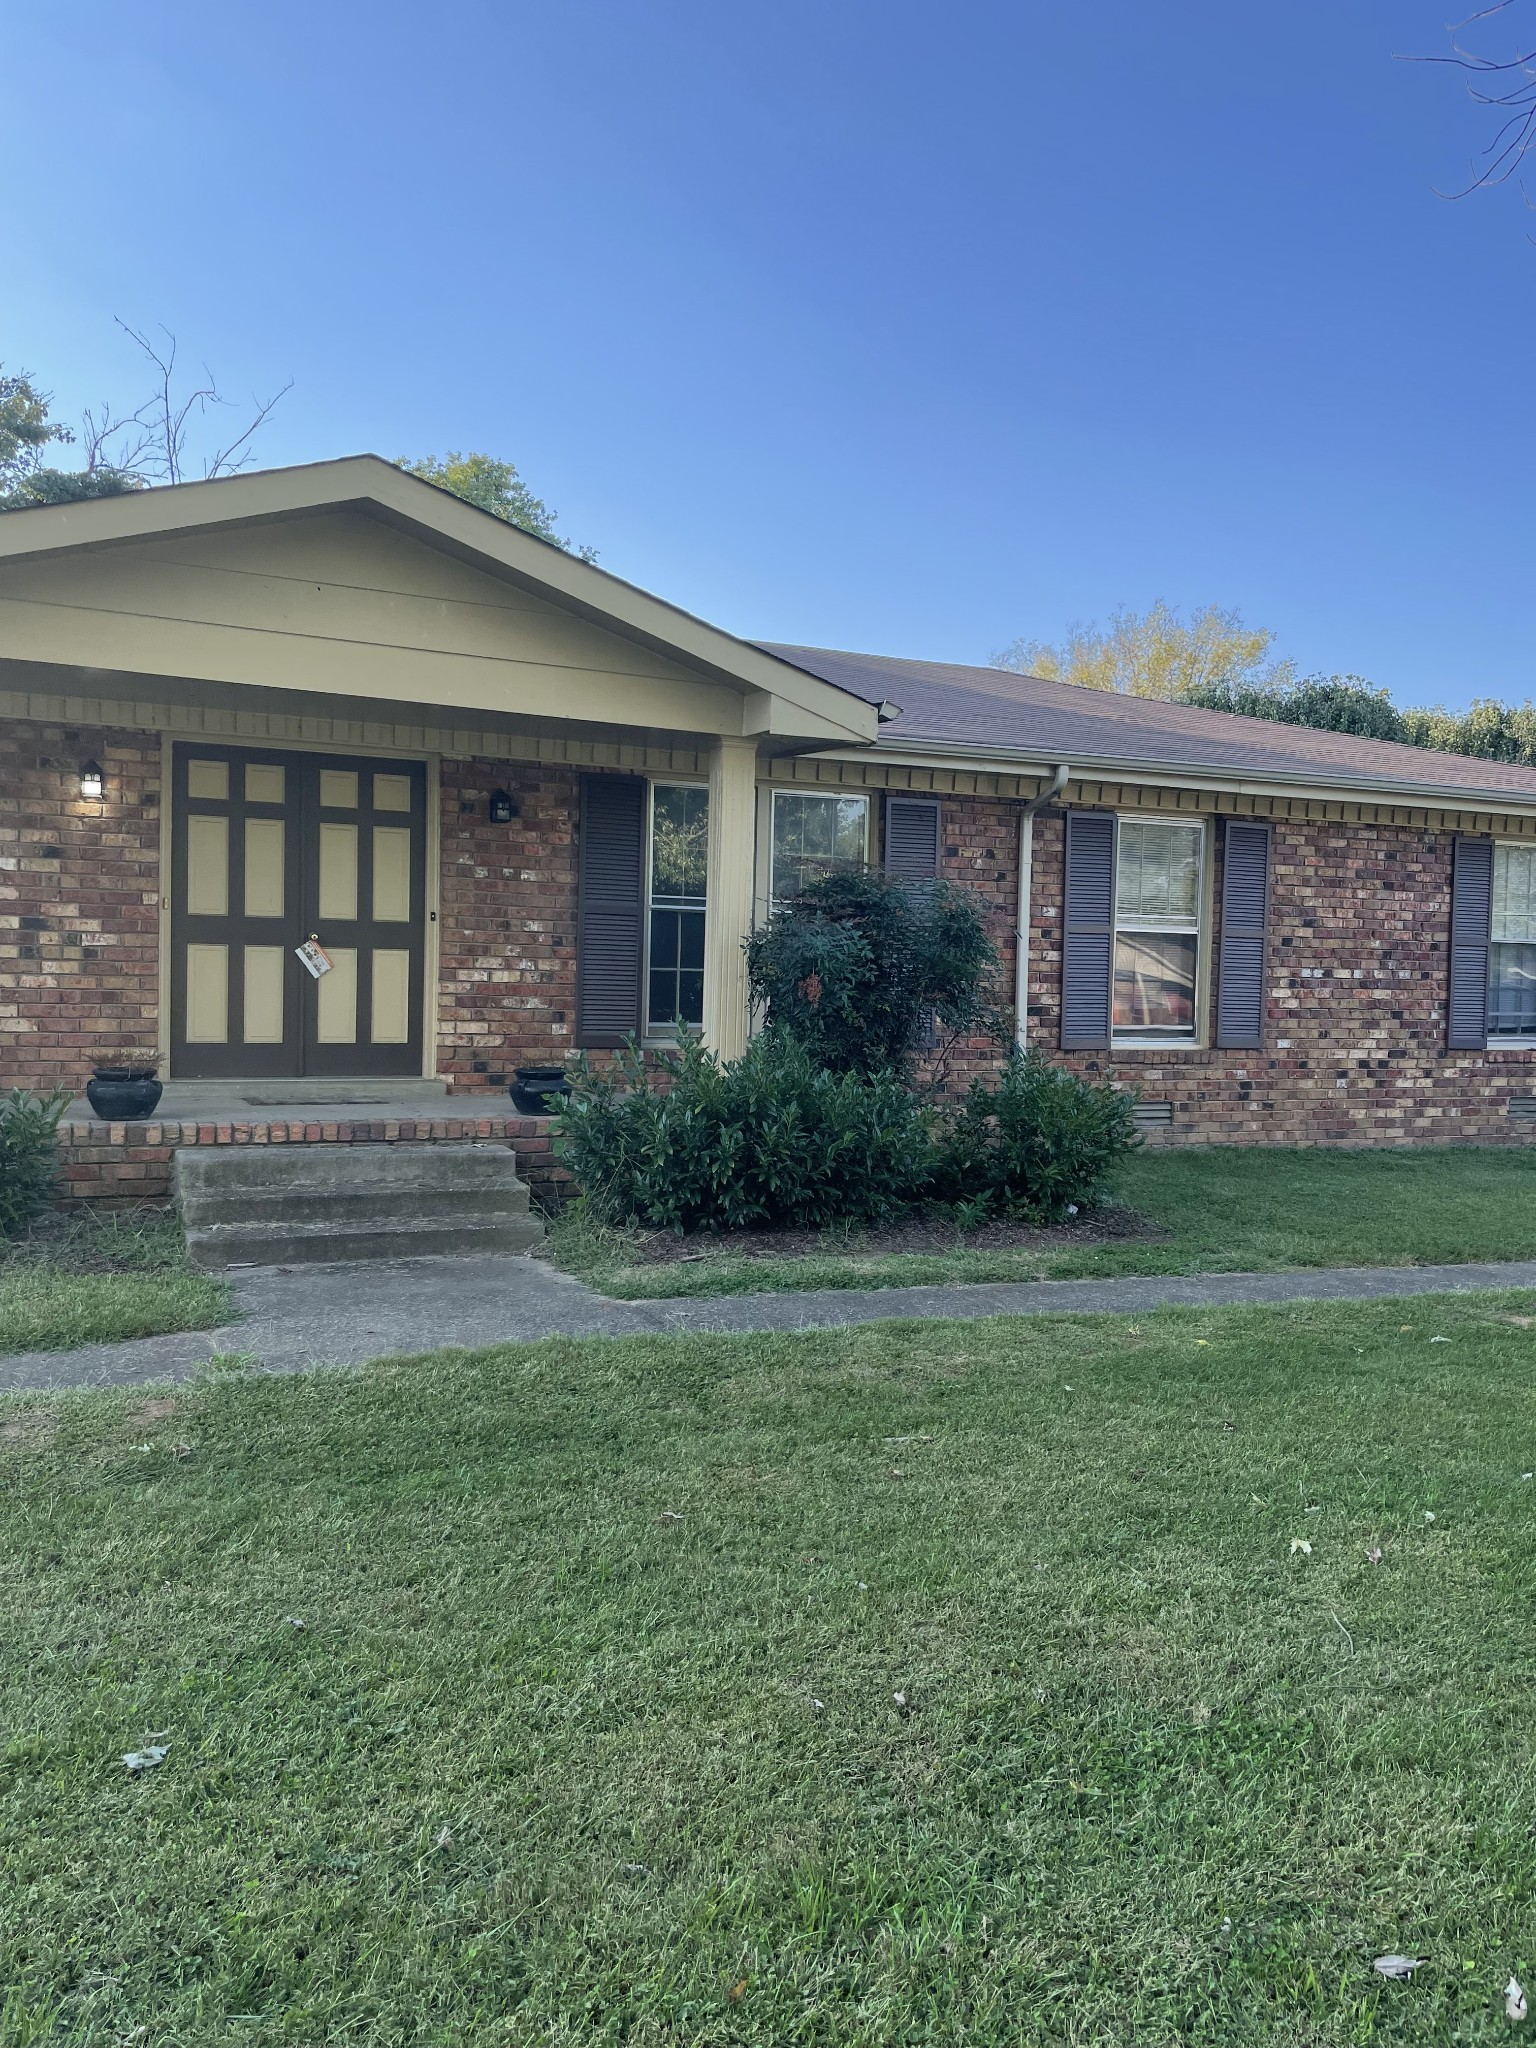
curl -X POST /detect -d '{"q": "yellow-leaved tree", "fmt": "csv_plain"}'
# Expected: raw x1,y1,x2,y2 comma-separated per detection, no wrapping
993,600,1293,701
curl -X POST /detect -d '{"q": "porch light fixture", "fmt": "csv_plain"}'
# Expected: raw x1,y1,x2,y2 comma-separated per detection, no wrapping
79,761,105,801
489,789,518,824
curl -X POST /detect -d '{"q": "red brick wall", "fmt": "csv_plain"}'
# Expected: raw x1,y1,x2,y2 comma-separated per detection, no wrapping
435,758,581,1091
1020,806,1536,1144
0,719,162,1092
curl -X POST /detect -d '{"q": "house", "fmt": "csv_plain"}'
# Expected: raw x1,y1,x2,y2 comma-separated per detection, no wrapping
3,454,1535,1214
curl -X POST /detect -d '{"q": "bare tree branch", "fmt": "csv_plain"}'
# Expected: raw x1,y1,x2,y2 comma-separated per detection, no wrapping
112,319,290,482
1401,2,1536,198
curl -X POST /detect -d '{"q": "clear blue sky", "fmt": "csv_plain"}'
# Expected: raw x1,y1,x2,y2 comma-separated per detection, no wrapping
6,2,1533,707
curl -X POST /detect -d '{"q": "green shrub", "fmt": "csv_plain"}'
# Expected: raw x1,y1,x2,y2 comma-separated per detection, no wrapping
0,1087,71,1238
555,1033,933,1233
745,868,1002,1077
933,1049,1140,1223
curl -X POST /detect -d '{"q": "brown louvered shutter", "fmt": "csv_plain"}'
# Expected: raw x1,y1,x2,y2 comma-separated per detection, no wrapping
575,774,646,1048
1447,834,1493,1051
884,796,941,880
1061,810,1116,1050
1215,820,1271,1049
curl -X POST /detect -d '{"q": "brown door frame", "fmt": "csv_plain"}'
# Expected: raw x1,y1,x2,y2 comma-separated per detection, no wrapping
168,742,428,1080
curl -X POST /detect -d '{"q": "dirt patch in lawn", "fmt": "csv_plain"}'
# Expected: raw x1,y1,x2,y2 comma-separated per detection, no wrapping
0,1405,61,1447
616,1203,1163,1267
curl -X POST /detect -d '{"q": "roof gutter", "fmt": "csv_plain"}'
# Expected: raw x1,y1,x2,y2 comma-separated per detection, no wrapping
866,735,1536,818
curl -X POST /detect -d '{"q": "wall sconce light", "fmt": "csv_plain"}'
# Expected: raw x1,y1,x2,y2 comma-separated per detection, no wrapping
489,789,518,824
79,761,105,801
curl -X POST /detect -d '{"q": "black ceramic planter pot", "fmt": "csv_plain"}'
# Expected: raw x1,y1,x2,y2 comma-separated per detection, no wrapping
85,1070,164,1120
509,1066,572,1117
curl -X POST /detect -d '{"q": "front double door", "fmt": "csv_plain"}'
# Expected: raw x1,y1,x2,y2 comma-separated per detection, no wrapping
170,744,428,1079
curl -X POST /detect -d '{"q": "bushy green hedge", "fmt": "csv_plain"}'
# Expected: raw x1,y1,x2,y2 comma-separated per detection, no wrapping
933,1048,1141,1223
556,1036,1138,1235
744,867,1001,1077
556,1034,934,1234
0,1087,70,1238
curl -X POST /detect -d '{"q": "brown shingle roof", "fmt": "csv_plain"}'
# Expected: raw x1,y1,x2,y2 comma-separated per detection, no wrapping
759,643,1536,806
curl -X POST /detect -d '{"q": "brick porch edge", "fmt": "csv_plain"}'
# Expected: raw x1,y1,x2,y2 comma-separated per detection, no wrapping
57,1110,571,1210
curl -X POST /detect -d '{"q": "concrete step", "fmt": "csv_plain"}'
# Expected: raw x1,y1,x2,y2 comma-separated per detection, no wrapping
175,1142,526,1197
186,1214,545,1268
180,1180,530,1228
174,1143,543,1269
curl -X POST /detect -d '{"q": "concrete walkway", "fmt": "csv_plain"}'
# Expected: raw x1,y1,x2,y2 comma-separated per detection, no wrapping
7,1253,1536,1394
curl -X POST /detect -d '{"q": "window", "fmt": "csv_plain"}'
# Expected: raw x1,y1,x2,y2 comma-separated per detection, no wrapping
1112,818,1204,1040
1490,843,1536,1039
647,783,708,1032
770,790,869,901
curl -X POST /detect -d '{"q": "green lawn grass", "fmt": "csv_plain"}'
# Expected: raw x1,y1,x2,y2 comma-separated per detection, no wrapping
0,1209,232,1353
550,1144,1536,1297
4,1294,1535,2043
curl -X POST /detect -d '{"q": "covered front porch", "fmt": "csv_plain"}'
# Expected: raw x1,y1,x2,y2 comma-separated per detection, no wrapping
0,456,879,1111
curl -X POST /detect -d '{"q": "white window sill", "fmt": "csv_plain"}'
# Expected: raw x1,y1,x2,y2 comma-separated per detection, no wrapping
1111,1038,1202,1052
1488,1037,1536,1051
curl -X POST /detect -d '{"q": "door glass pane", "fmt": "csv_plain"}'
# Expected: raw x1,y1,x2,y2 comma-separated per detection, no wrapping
1116,821,1201,926
373,773,412,813
185,944,229,1042
245,763,285,804
186,816,229,916
318,823,359,920
371,950,411,1043
373,827,412,922
316,948,358,1042
771,792,868,899
244,818,285,918
1113,932,1198,1035
186,759,228,800
320,769,358,809
243,946,285,1043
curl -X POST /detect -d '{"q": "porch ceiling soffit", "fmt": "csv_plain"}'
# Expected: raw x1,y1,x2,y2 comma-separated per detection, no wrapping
0,456,876,752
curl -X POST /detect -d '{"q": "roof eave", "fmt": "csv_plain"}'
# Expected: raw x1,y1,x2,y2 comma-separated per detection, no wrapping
854,733,1536,816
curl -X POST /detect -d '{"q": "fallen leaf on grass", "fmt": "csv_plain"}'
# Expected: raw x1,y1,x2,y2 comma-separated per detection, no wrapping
728,1978,749,2002
1290,1538,1312,1556
121,1745,167,1775
892,1690,910,1712
433,1826,453,1851
1373,1954,1424,1980
887,1468,905,1481
658,1510,684,1523
1430,1336,1451,1344
1424,1511,1436,1523
171,1443,192,1460
284,1616,306,1630
1507,1975,1527,2021
1366,1546,1383,1565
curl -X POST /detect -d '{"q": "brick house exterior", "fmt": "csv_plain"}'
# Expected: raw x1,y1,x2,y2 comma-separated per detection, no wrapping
5,457,1536,1208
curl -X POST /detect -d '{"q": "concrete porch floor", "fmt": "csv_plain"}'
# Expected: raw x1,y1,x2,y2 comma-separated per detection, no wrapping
65,1076,461,1123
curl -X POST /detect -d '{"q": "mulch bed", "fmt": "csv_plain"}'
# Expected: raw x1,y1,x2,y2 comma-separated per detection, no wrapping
618,1203,1162,1267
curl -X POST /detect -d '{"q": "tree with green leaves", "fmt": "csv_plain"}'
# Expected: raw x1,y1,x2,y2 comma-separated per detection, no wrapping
2,324,290,512
745,867,1001,1078
1181,672,1407,742
400,452,596,561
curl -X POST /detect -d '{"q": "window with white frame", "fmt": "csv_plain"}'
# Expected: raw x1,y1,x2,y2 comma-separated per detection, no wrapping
769,790,869,901
1489,842,1536,1039
1112,817,1205,1040
646,783,708,1032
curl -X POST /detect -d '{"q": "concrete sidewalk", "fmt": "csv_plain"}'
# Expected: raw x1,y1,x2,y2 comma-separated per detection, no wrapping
6,1252,1536,1394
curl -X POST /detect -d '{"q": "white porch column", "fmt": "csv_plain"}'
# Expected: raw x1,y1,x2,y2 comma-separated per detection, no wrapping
702,735,759,1060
